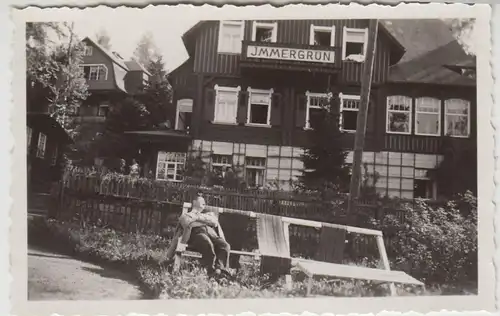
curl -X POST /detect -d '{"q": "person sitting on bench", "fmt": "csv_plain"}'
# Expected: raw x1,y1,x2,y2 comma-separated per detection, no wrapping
167,195,231,277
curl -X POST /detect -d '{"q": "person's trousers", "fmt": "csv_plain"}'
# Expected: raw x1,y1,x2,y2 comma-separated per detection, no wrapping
188,226,230,273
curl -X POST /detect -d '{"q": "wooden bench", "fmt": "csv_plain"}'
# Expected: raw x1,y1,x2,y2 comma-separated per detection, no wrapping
174,203,424,296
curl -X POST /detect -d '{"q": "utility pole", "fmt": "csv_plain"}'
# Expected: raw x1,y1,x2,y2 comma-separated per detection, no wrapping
347,19,379,222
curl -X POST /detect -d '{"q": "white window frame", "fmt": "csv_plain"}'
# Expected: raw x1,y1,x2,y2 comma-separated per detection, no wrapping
246,87,273,127
156,151,186,182
175,99,194,130
79,64,109,81
305,91,328,129
342,27,368,61
245,156,266,187
339,93,361,133
97,103,109,117
252,21,278,43
36,132,47,159
386,95,413,135
309,25,336,47
27,127,33,149
212,154,233,176
51,146,58,166
415,97,441,137
83,45,93,56
214,85,241,125
444,98,471,138
217,20,245,54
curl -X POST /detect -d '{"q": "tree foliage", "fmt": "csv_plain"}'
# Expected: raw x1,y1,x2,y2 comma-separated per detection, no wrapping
447,18,476,56
133,31,160,69
95,28,112,50
299,92,351,195
139,55,174,127
26,22,89,137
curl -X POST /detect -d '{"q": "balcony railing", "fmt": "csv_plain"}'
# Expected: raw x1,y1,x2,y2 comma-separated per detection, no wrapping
241,40,341,73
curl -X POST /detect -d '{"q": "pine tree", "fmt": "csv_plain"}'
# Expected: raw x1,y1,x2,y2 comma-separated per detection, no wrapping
139,55,174,127
299,92,351,195
133,31,160,69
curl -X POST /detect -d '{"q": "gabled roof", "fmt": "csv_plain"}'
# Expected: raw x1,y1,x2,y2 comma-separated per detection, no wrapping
83,37,129,71
389,40,475,86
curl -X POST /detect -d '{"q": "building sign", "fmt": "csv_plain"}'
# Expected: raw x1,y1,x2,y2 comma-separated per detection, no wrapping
246,45,335,64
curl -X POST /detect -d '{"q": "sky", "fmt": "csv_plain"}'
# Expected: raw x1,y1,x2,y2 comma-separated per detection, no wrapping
71,9,201,72
38,4,481,73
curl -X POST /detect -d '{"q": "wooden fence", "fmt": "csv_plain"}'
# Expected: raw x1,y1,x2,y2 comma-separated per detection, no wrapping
51,171,414,260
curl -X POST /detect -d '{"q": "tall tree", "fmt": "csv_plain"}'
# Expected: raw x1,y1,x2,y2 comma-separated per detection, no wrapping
448,18,476,56
94,28,112,50
139,55,174,127
133,31,160,68
299,92,351,195
26,22,89,136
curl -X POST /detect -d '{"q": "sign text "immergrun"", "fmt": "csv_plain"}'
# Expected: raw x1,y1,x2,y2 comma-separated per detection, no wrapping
247,45,335,64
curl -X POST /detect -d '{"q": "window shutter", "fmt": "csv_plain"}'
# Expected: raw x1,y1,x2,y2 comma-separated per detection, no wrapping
205,88,216,122
295,93,307,128
237,90,248,124
270,92,282,126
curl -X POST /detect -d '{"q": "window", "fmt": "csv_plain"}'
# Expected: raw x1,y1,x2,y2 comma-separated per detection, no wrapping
414,169,435,199
445,99,470,137
212,154,232,177
415,97,441,136
218,20,244,54
305,92,329,129
214,85,240,124
175,99,193,131
252,21,278,43
83,45,93,56
36,133,47,159
309,25,335,47
97,103,109,117
27,127,32,149
342,27,368,61
245,157,266,187
51,146,58,166
156,152,186,182
387,95,412,134
79,64,108,81
340,93,360,132
247,88,273,126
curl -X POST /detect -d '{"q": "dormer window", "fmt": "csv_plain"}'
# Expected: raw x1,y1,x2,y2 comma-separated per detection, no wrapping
252,22,277,43
342,27,368,62
309,25,335,47
218,20,244,54
83,45,93,56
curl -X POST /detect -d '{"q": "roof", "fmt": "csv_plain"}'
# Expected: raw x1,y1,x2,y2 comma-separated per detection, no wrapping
125,60,153,76
381,19,456,64
389,40,476,86
27,113,73,144
83,37,129,71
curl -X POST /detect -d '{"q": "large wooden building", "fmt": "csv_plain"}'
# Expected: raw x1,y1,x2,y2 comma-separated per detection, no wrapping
157,19,476,199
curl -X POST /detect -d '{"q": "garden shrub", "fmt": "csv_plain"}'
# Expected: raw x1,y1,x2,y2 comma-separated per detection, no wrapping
372,191,477,290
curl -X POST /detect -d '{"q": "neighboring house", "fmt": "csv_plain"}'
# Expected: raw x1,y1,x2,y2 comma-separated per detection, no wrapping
75,37,153,124
160,19,475,199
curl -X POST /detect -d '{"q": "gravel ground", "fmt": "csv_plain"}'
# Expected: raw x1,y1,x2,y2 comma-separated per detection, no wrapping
28,245,143,301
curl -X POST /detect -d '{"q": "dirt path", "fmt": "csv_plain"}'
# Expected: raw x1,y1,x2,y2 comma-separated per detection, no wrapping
28,245,143,301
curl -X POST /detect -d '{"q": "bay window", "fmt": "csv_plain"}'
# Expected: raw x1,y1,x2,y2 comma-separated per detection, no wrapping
415,97,441,136
386,95,412,134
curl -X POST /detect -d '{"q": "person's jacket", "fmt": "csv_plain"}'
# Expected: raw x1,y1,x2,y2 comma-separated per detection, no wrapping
166,208,226,260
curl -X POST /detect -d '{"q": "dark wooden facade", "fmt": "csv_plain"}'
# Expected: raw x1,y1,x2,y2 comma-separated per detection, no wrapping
171,19,476,156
